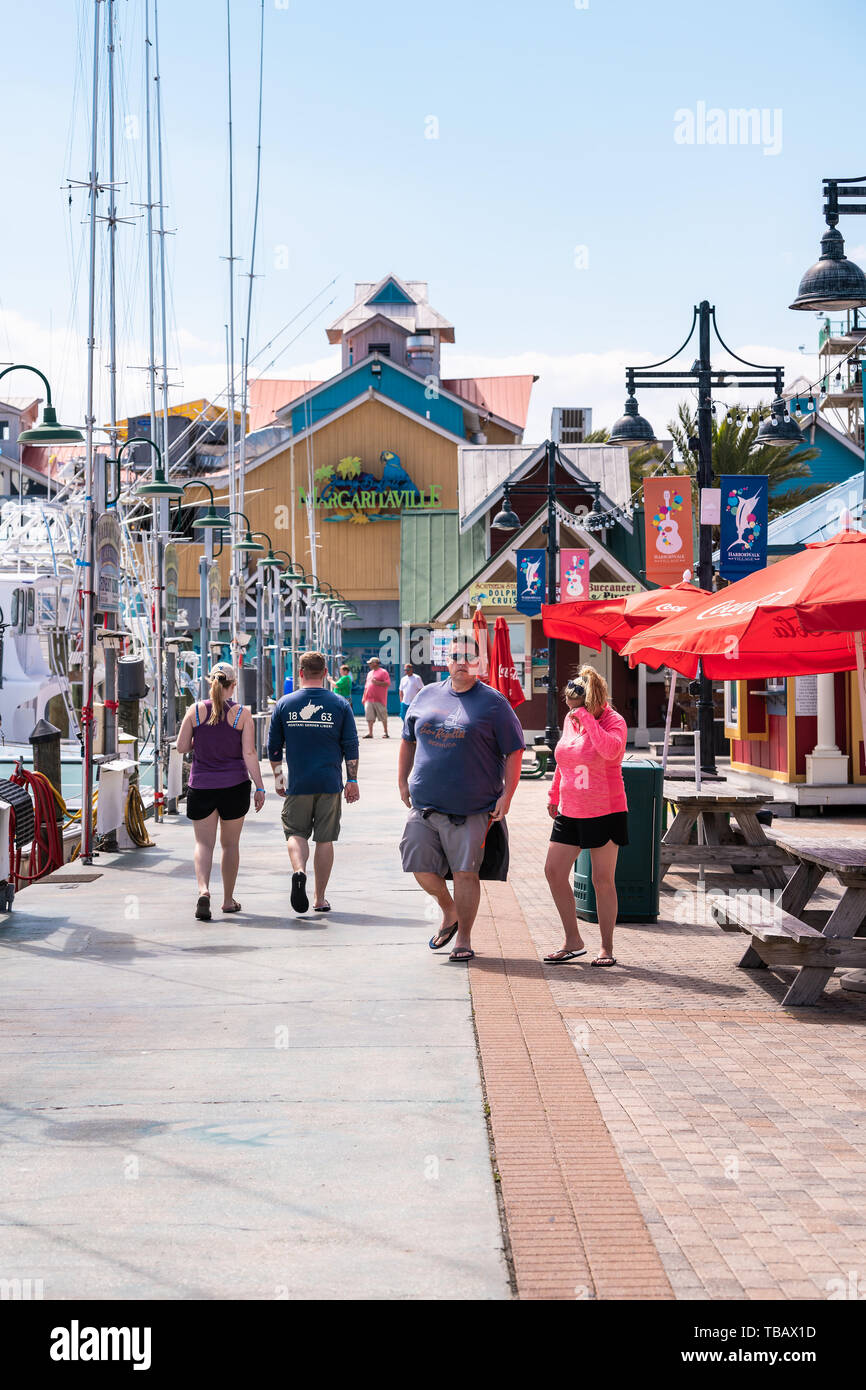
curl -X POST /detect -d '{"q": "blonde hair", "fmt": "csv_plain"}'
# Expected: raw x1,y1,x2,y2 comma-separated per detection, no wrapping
207,663,237,725
576,663,609,718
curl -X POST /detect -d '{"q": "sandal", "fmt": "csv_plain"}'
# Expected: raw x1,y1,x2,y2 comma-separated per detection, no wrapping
195,893,211,922
314,900,331,912
429,922,458,951
544,948,587,963
449,946,475,962
291,871,309,914
222,900,242,913
591,955,617,967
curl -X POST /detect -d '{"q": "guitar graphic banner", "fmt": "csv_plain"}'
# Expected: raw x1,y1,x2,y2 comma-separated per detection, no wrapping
719,475,768,580
560,547,590,601
643,477,694,586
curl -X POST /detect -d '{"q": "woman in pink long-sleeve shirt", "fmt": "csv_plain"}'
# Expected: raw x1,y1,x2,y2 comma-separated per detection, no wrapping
544,665,628,967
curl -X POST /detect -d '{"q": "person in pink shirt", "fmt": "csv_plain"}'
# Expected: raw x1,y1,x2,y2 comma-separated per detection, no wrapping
362,657,391,738
543,665,628,967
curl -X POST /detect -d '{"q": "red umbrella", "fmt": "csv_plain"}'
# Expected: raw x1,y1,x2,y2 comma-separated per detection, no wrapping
620,531,866,681
489,616,525,709
542,580,711,654
472,604,490,679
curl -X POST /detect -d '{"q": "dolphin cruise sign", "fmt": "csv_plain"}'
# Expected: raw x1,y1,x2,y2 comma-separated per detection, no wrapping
299,450,443,523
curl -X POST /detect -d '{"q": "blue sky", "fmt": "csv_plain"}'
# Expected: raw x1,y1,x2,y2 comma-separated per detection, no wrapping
1,0,863,440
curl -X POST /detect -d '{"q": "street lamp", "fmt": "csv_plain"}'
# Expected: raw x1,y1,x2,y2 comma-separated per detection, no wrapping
754,397,805,447
790,177,866,312
616,301,787,772
608,395,657,448
225,511,265,554
0,364,85,445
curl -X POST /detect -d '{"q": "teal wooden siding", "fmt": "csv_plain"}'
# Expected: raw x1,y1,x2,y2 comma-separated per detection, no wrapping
400,511,487,624
290,360,465,439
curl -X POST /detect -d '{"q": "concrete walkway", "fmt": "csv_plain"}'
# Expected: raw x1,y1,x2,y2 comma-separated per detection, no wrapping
0,723,509,1300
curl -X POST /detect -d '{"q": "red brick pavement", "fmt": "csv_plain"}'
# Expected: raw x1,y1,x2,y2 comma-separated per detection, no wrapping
473,775,866,1301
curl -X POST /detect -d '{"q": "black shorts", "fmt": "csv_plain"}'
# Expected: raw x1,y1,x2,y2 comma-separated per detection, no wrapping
550,810,629,849
186,781,251,822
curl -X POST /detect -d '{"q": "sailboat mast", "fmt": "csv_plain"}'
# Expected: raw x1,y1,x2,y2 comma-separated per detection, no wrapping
153,0,171,474
226,0,239,670
107,0,118,466
80,0,102,863
144,0,164,822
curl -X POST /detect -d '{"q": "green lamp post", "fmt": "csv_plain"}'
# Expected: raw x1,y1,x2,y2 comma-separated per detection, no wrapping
129,438,185,498
225,511,265,554
0,364,85,445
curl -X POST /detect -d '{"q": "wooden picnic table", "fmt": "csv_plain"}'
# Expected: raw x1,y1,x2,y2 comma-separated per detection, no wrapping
660,789,793,889
717,835,866,1007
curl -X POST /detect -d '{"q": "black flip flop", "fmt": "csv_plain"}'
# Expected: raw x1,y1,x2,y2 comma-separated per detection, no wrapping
449,946,475,962
195,893,211,921
544,948,587,963
591,956,617,967
291,872,309,914
429,922,458,951
314,901,331,912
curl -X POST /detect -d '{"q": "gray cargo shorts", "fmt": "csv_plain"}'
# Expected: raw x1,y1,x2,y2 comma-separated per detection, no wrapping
399,807,490,876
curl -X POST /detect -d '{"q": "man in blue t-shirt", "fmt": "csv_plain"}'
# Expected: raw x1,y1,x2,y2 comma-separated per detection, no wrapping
268,650,359,915
398,635,524,962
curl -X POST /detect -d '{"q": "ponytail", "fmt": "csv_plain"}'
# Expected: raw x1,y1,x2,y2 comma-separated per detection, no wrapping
578,664,609,718
207,664,236,725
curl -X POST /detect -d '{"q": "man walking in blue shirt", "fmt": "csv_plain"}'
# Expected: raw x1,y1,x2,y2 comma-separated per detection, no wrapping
268,650,360,915
398,635,524,961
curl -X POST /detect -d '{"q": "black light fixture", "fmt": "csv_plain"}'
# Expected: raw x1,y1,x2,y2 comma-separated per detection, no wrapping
608,393,657,447
491,485,521,531
791,178,866,312
582,483,609,534
754,397,804,448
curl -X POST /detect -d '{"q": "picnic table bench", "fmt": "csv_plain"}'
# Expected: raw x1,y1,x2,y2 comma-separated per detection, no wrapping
711,835,866,1006
521,743,553,779
661,789,794,888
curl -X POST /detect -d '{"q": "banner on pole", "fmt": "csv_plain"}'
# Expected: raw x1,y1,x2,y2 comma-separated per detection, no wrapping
719,475,768,579
515,549,546,615
207,563,222,632
643,477,694,585
560,546,590,601
164,544,178,627
95,511,121,614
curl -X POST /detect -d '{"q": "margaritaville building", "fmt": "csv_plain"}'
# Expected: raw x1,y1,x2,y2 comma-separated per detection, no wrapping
173,274,665,739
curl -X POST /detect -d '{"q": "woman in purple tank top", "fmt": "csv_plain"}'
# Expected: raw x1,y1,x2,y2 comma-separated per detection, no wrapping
175,663,266,921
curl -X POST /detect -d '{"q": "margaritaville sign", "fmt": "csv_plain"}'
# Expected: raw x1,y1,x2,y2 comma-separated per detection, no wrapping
299,450,443,522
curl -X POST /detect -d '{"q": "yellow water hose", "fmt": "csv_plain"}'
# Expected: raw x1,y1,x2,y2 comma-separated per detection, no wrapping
124,783,155,847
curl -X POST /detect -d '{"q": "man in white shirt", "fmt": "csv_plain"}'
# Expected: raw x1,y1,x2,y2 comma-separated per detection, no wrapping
399,663,425,725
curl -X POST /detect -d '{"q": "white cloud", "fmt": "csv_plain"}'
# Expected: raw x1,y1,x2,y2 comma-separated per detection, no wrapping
0,300,823,453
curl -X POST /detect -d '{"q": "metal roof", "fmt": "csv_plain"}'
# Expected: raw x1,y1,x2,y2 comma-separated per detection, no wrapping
327,274,455,345
442,375,536,431
457,443,632,534
399,510,488,626
248,378,322,432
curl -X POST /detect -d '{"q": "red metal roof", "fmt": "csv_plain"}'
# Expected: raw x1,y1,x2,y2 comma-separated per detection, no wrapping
443,375,536,430
248,378,322,433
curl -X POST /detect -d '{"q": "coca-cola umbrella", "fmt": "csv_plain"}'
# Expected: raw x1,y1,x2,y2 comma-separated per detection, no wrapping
541,580,711,655
472,603,490,679
489,615,525,709
543,581,712,773
620,531,866,681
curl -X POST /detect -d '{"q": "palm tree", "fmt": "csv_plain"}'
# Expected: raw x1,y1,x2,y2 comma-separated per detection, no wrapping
582,428,679,498
668,403,821,518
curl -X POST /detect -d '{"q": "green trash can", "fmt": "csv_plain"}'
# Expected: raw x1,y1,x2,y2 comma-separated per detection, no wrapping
573,757,663,923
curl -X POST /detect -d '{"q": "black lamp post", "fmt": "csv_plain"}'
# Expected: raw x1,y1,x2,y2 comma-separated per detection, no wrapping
790,176,866,312
491,439,621,749
610,302,794,774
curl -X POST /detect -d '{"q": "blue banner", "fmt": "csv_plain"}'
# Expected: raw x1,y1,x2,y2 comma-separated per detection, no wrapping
516,548,546,615
719,475,768,579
